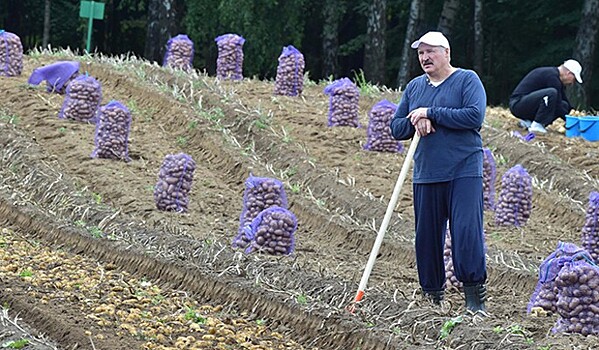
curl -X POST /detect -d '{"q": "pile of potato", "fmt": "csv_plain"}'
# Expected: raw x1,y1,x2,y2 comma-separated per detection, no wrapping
494,164,532,226
91,101,132,161
274,45,305,96
323,78,360,127
483,148,497,210
215,33,245,80
0,30,23,77
154,153,196,212
163,34,194,71
363,99,403,152
443,228,463,291
58,75,102,123
243,207,297,255
581,191,599,262
553,258,599,336
527,242,588,314
232,175,288,250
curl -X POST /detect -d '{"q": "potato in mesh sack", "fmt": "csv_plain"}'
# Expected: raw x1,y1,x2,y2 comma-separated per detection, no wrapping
553,256,599,336
91,101,132,161
527,242,590,315
494,164,532,226
363,99,403,152
163,34,194,71
28,60,80,94
274,45,305,96
242,206,297,255
483,148,497,211
58,74,102,123
323,77,360,127
215,33,245,80
154,153,196,213
232,174,288,250
0,30,23,77
581,191,599,262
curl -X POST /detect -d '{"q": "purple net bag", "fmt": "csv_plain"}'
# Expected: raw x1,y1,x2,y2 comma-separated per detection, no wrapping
154,153,196,213
242,206,298,255
91,101,132,162
274,45,305,96
232,174,288,249
363,99,403,152
527,242,590,314
581,191,599,262
28,61,80,94
494,164,532,226
58,74,102,123
483,148,497,211
323,77,360,127
0,30,23,77
163,34,194,71
553,257,599,336
215,33,245,80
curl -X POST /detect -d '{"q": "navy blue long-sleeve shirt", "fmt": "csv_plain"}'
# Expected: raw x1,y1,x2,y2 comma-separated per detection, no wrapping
509,66,572,115
390,69,487,183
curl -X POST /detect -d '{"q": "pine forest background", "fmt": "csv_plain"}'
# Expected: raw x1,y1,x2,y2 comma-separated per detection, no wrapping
1,0,598,110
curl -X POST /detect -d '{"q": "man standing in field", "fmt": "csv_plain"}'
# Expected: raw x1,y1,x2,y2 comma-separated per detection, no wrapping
390,31,488,313
509,59,582,134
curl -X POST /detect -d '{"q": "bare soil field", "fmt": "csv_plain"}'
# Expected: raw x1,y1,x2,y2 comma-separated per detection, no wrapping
1,50,599,349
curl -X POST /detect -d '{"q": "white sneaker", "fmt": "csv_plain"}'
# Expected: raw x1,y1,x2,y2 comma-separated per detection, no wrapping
518,119,532,129
528,121,547,134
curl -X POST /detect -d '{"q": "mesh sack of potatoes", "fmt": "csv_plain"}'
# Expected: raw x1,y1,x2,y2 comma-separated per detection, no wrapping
58,74,102,123
242,206,298,255
323,77,360,127
232,174,289,249
215,33,245,80
274,45,305,96
153,153,196,213
0,30,23,77
527,242,589,315
363,99,403,152
163,34,194,71
444,224,487,291
494,164,532,226
581,191,599,262
483,148,497,211
552,256,599,336
91,101,132,161
27,61,80,94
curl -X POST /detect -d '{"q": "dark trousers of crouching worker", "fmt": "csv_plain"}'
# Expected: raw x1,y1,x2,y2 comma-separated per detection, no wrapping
413,177,487,293
509,87,570,126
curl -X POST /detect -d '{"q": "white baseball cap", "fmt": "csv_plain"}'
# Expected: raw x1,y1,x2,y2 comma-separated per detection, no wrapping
411,31,450,49
563,59,583,83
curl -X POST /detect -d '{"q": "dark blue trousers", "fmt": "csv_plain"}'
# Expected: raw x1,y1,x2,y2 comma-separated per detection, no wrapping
413,177,487,292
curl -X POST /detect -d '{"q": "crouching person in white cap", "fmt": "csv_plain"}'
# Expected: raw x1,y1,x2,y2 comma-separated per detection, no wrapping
390,31,488,314
509,59,583,134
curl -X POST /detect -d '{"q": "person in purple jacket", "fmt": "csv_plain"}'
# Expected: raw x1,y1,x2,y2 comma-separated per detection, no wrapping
390,31,488,313
509,59,582,134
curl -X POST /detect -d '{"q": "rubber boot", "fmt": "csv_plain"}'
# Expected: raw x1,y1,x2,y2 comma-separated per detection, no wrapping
464,284,487,313
423,290,444,305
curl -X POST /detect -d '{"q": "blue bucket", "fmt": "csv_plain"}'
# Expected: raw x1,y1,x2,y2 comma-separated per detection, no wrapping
565,115,580,137
579,116,599,142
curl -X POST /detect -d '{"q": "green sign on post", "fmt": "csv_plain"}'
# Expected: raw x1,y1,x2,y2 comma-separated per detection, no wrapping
79,1,105,52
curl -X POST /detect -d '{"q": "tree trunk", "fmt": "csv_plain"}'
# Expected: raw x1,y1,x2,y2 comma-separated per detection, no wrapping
322,0,345,78
437,0,460,38
397,0,423,89
42,0,51,48
473,0,483,75
571,0,599,109
144,0,182,64
363,0,387,85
